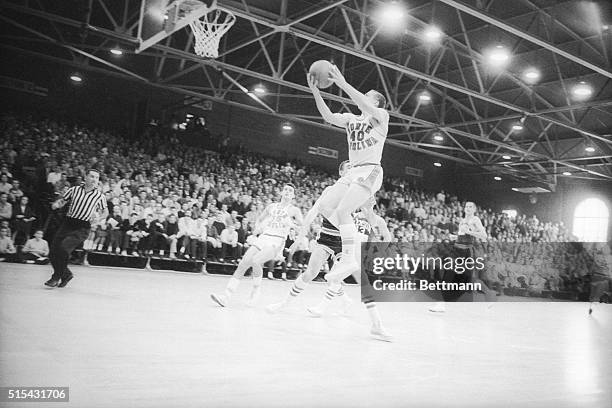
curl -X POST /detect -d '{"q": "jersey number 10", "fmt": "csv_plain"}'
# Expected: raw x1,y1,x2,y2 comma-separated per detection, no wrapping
349,130,365,142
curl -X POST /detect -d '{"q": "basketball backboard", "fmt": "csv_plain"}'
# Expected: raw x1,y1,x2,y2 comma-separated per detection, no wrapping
136,0,216,53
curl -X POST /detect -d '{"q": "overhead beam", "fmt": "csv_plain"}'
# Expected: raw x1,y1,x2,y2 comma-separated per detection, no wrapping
436,0,612,79
4,0,608,143
216,1,610,142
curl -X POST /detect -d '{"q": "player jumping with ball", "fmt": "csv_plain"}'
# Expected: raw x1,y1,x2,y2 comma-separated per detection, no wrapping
211,184,303,307
307,64,391,340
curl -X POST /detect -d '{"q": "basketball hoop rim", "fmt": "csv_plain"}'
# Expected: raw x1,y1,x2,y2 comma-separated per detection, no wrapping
189,8,236,58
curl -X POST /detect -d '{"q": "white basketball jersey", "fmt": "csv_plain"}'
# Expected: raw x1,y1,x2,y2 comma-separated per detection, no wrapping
263,203,293,238
345,113,388,166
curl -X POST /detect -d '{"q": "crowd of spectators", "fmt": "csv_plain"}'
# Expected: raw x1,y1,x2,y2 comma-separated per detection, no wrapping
0,112,608,297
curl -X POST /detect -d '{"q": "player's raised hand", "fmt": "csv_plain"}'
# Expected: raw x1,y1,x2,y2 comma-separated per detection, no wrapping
327,65,347,86
306,73,319,93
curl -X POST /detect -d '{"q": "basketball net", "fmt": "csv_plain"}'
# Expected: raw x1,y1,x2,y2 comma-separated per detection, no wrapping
189,9,235,59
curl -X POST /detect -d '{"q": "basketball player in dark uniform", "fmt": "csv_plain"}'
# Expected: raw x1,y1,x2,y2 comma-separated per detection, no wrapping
307,196,393,341
430,201,487,312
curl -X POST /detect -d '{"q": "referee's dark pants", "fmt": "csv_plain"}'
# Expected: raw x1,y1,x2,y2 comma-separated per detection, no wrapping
50,217,91,280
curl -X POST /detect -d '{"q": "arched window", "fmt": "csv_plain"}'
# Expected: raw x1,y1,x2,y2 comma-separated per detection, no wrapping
573,198,609,242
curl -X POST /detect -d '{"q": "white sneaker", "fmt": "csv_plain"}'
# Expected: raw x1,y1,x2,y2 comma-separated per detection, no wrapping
169,253,176,259
307,305,324,317
370,325,393,342
428,302,446,313
246,286,261,307
210,293,228,307
121,250,127,256
265,301,286,314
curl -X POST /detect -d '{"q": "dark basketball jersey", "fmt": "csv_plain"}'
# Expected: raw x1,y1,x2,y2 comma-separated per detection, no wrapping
456,233,475,246
353,212,373,241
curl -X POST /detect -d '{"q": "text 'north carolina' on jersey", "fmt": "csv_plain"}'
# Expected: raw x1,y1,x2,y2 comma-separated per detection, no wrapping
263,203,293,238
345,113,388,166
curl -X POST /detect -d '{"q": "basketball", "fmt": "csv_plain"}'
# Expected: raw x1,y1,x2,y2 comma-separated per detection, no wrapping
309,60,333,89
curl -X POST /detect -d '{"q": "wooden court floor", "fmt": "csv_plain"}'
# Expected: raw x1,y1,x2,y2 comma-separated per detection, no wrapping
1,263,610,408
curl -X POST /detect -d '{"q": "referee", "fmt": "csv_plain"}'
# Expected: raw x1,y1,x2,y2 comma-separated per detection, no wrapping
45,169,108,288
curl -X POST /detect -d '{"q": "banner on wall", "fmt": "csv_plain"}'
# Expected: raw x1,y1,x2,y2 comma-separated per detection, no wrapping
183,98,213,111
308,146,338,159
404,166,423,177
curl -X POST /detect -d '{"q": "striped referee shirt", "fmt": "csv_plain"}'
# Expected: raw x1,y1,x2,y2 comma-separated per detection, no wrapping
63,185,107,222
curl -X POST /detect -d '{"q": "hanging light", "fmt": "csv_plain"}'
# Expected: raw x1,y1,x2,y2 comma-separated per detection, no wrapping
432,132,444,142
522,68,541,84
378,1,406,26
484,45,511,68
571,81,593,100
253,84,266,94
423,26,443,43
418,91,432,103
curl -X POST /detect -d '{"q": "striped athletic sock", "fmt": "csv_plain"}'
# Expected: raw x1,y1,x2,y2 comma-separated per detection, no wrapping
314,282,342,310
288,275,307,299
365,301,382,328
324,288,340,301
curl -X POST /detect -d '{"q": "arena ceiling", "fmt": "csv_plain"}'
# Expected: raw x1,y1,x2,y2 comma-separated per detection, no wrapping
1,0,611,186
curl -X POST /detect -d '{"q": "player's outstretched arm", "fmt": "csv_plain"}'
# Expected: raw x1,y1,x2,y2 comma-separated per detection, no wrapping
307,74,350,128
328,65,387,124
